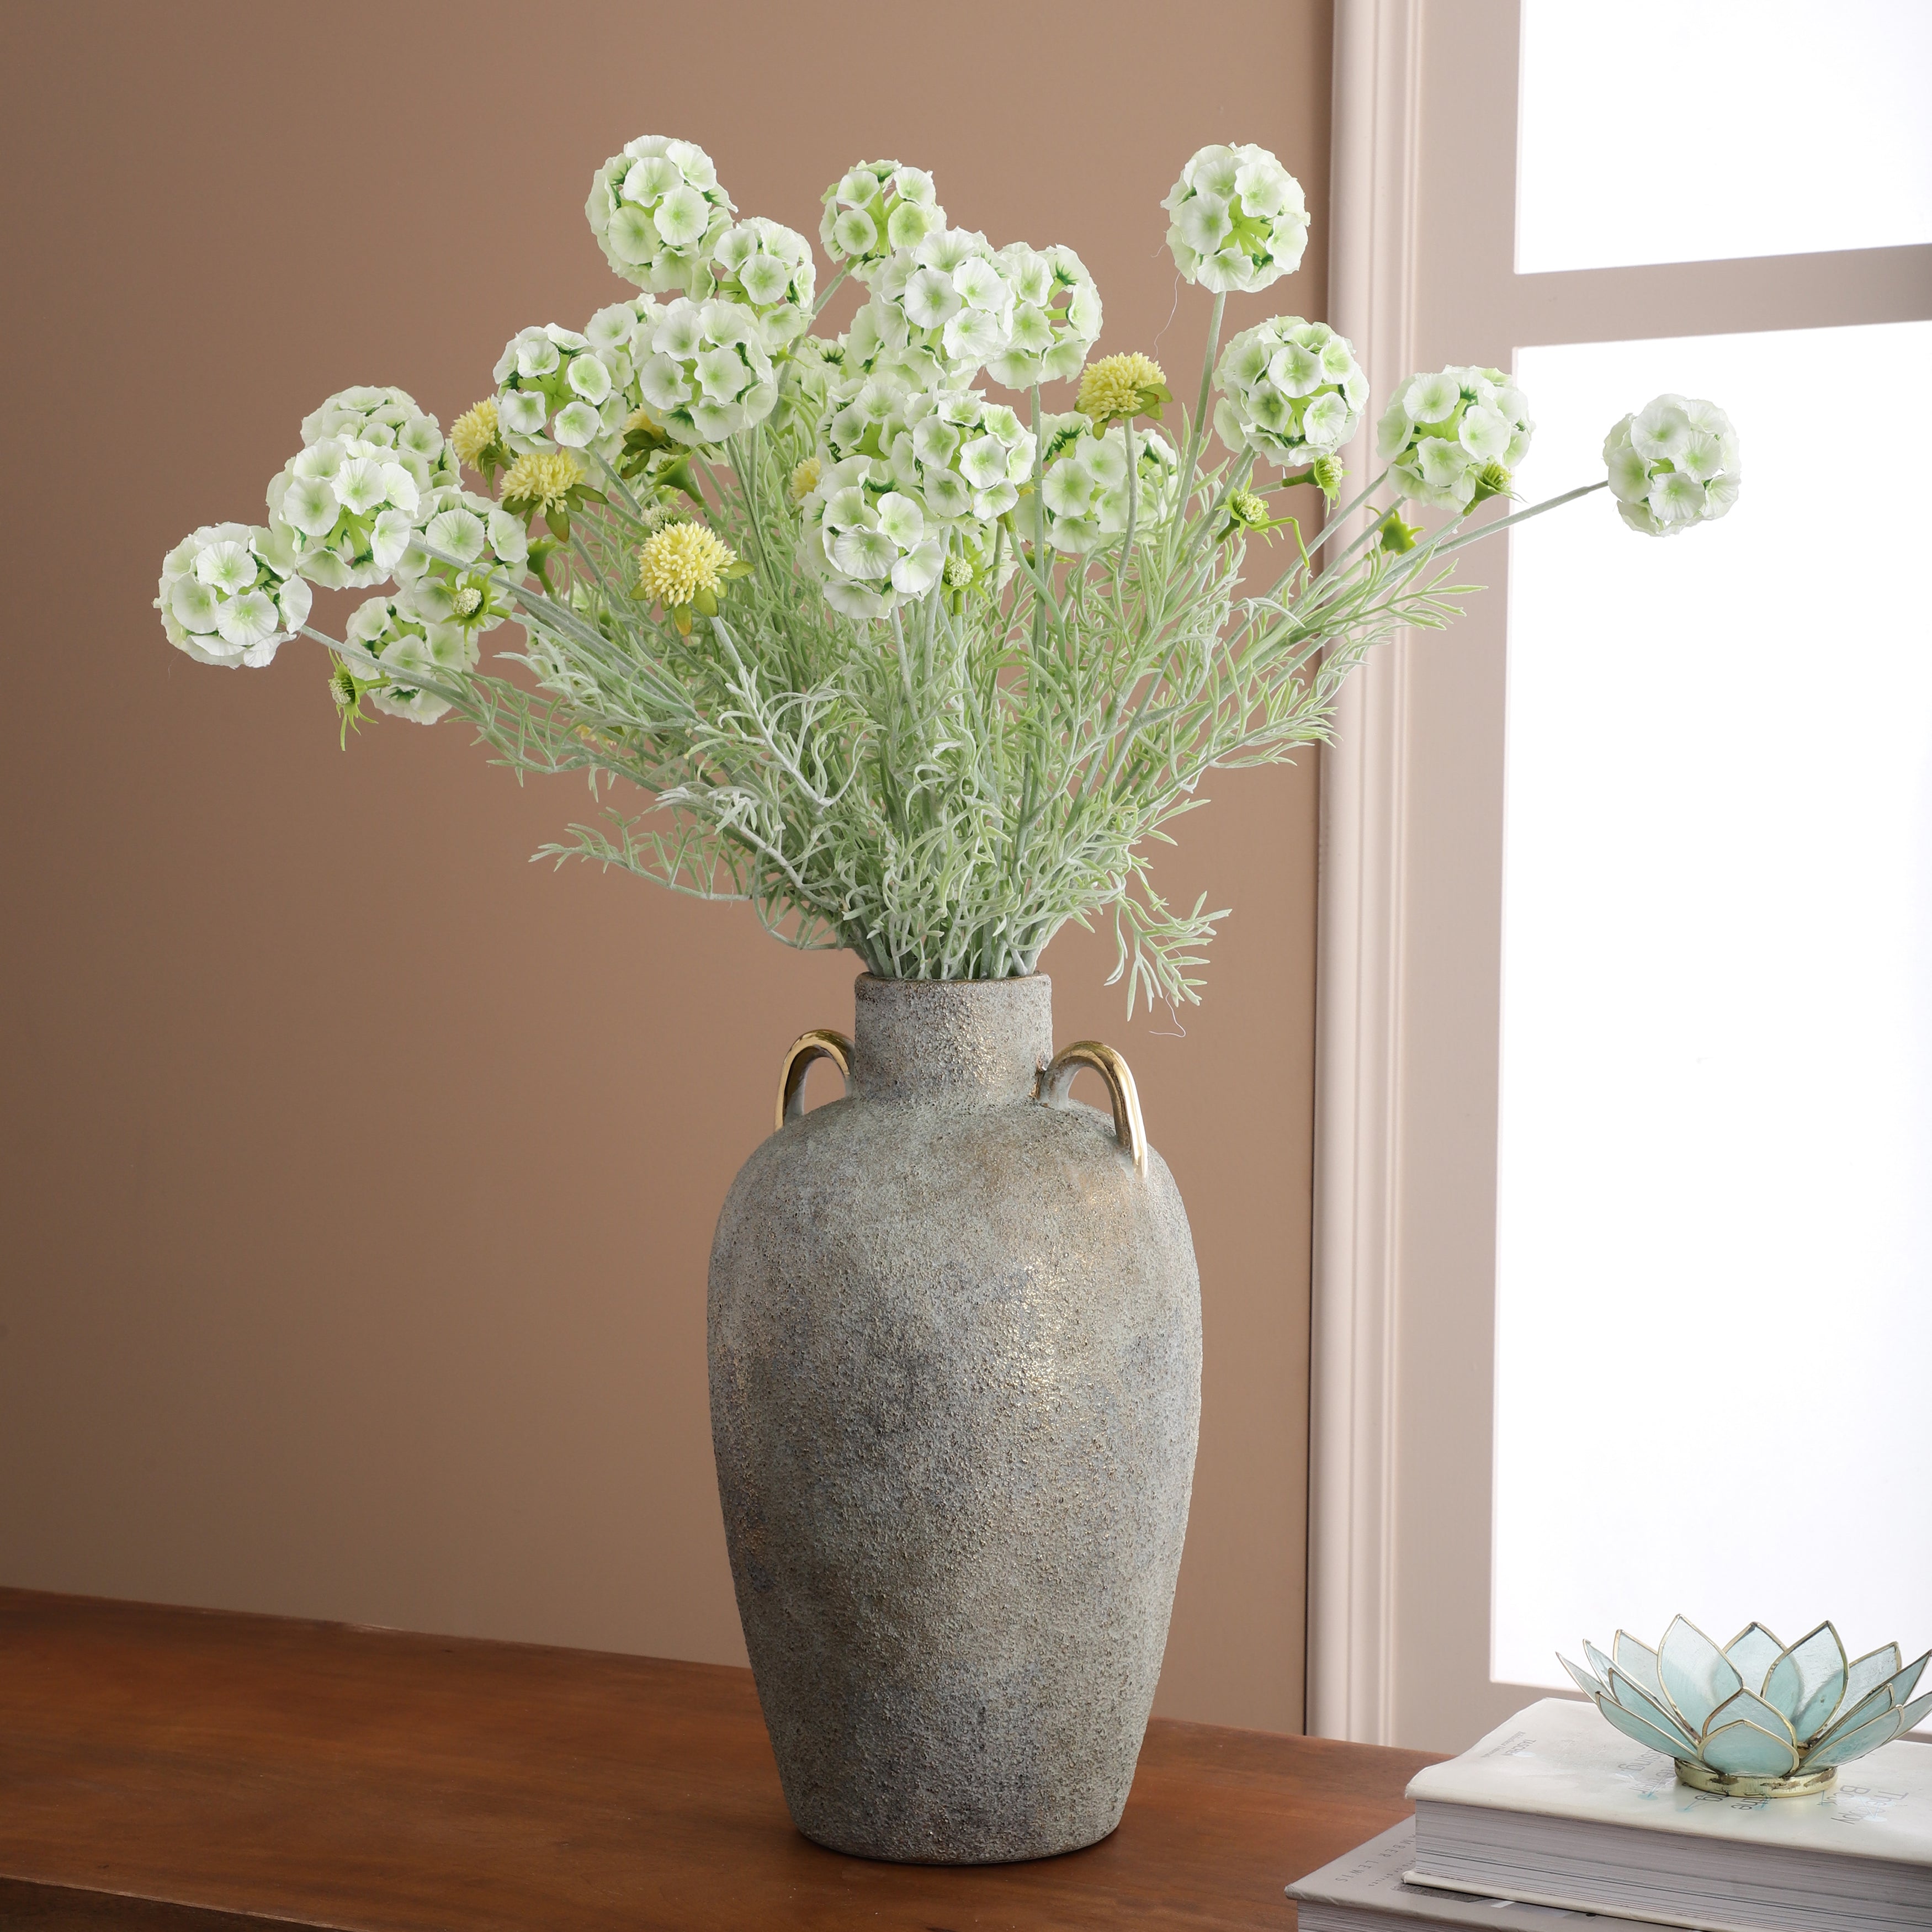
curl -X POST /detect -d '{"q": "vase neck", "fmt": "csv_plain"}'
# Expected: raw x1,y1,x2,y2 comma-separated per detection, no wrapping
851,975,1052,1106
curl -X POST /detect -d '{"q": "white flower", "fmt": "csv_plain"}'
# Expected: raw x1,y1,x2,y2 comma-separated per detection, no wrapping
155,522,311,668
819,161,947,285
983,243,1103,391
390,485,529,631
633,296,778,446
767,333,847,439
265,434,422,589
492,322,635,464
1378,365,1535,509
846,228,1018,388
1037,418,1183,556
340,595,480,725
586,135,735,294
797,455,946,619
1164,144,1310,294
887,387,1033,523
708,217,816,352
299,386,458,495
1213,317,1366,469
1603,396,1740,537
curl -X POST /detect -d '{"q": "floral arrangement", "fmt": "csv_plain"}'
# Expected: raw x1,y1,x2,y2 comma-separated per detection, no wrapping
158,138,1738,1011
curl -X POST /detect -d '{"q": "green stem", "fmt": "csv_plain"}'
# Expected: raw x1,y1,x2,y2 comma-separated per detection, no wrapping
1180,290,1227,498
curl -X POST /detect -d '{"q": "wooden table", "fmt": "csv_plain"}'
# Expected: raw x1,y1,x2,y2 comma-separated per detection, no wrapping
0,1588,1439,1929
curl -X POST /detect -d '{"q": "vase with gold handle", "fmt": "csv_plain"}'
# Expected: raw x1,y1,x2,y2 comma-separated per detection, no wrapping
708,973,1201,1864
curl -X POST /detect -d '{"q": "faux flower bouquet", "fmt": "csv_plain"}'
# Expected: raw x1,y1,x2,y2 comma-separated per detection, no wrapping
159,137,1738,1010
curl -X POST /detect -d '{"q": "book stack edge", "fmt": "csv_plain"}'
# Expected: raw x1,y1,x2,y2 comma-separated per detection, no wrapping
1288,1697,1931,1932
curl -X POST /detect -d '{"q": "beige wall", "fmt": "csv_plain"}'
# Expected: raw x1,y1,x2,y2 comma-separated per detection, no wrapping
0,0,1330,1731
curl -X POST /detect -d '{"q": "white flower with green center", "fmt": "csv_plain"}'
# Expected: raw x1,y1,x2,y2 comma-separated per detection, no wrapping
1604,395,1740,537
390,485,530,631
155,522,313,667
493,322,635,463
708,218,816,353
984,244,1102,391
1037,420,1183,556
299,386,459,495
1377,365,1535,510
797,455,945,619
821,371,916,467
1213,317,1367,470
586,135,735,294
888,388,1033,523
1164,144,1310,295
265,434,421,590
846,228,1017,387
339,595,480,725
819,162,946,285
634,298,778,447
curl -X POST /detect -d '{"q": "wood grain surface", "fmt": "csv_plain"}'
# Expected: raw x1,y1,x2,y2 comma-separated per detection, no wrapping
0,1588,1437,1929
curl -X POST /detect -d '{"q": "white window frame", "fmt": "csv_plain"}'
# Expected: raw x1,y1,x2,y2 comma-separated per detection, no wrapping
1309,0,1932,1749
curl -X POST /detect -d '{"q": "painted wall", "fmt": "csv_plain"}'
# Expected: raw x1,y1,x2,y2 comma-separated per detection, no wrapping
0,0,1331,1732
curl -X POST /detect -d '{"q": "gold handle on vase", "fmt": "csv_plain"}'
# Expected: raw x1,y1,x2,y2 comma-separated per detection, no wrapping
775,1028,853,1131
1039,1042,1148,1177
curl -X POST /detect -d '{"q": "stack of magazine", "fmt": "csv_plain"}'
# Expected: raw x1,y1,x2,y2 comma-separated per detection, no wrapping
1288,1697,1931,1932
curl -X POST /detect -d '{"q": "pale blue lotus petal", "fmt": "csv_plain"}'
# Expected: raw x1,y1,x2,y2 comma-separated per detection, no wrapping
1764,1623,1847,1740
1562,1653,1609,1699
1700,1719,1800,1780
1659,1616,1742,1734
1723,1623,1786,1697
1701,1687,1796,1750
1593,1692,1695,1763
1886,1650,1929,1708
1584,1641,1617,1688
1806,1683,1894,1755
1800,1707,1904,1771
1612,1631,1666,1705
1609,1666,1701,1756
1843,1644,1902,1712
1898,1690,1932,1736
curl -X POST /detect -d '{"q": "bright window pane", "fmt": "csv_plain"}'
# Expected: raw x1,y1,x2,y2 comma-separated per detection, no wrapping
1516,1,1932,272
1492,322,1932,1700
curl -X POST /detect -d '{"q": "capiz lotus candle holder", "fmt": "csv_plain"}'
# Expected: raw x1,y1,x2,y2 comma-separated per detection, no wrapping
1561,1616,1931,1797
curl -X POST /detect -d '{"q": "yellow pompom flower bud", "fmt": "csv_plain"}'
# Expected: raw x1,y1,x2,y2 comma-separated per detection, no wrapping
789,455,822,505
637,521,744,634
450,397,504,477
1076,353,1172,429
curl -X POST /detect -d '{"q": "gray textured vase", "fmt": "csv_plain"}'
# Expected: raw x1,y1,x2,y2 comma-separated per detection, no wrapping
707,973,1202,1864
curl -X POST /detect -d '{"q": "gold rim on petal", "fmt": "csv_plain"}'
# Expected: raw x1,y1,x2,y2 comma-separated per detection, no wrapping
1676,1758,1838,1800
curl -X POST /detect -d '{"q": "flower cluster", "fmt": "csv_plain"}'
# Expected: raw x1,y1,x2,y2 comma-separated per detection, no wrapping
846,229,1017,387
1214,317,1366,471
339,595,479,725
392,487,530,631
156,523,312,668
706,218,816,354
798,458,946,619
635,297,778,446
586,136,735,293
1604,395,1740,537
494,323,633,462
299,386,458,495
819,162,946,283
984,245,1102,390
1038,421,1182,556
887,388,1033,523
1377,367,1535,510
450,397,512,485
1164,144,1309,294
266,437,422,589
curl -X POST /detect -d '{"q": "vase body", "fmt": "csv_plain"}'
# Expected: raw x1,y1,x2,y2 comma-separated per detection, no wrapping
707,974,1201,1864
